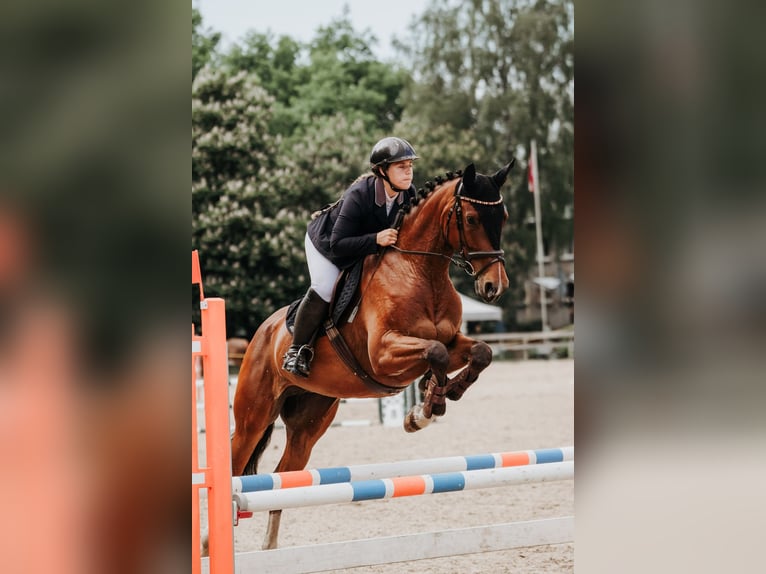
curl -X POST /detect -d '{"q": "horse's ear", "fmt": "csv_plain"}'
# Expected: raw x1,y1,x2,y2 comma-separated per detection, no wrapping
492,158,516,188
462,163,476,187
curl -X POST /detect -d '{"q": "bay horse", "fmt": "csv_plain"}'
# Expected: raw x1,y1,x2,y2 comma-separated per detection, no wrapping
231,160,514,549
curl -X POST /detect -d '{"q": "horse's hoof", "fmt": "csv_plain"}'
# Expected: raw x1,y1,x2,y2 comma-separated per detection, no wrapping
431,402,446,417
403,405,432,433
446,379,473,401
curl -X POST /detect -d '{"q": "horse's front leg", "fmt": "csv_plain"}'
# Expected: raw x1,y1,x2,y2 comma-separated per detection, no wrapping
370,331,451,432
445,332,493,401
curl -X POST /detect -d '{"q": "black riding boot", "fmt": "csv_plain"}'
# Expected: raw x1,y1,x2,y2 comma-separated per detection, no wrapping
282,288,330,377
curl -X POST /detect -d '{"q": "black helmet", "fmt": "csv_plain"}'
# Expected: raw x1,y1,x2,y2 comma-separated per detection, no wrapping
369,137,419,168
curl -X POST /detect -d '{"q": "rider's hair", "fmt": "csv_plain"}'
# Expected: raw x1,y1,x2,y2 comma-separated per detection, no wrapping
351,171,374,185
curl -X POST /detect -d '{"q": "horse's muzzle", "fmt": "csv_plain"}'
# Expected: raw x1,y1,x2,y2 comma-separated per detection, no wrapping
473,259,509,303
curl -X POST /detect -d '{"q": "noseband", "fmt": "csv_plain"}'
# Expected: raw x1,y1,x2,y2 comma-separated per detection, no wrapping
445,181,506,278
390,179,506,279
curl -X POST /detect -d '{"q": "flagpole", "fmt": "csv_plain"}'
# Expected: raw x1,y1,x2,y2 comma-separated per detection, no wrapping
531,139,549,331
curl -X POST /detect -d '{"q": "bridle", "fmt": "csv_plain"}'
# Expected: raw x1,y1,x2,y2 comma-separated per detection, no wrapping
447,181,506,277
390,180,506,278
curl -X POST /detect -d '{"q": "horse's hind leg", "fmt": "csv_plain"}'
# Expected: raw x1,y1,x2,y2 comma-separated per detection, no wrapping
230,382,284,477
261,392,340,550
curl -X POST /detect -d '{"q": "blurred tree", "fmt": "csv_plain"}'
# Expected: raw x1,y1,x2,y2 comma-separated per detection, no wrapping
192,6,220,81
192,3,574,334
220,13,408,141
395,0,574,327
191,15,412,336
193,27,398,335
222,32,305,110
192,69,308,335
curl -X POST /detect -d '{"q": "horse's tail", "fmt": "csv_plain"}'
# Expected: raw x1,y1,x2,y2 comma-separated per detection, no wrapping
242,422,275,476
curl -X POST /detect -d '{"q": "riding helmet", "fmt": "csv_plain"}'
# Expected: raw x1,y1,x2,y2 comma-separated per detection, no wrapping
369,137,419,168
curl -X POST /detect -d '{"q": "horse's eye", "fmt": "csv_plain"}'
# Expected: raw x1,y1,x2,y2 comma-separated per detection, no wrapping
466,215,478,226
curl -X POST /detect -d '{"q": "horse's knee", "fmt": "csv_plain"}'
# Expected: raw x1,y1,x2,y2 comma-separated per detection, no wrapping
471,341,493,369
425,341,450,375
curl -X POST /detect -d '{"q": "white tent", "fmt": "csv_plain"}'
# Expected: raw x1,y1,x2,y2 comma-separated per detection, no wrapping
459,293,503,334
459,294,503,321
532,277,561,291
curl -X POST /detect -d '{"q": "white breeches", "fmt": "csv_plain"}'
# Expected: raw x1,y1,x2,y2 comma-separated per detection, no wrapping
305,233,340,303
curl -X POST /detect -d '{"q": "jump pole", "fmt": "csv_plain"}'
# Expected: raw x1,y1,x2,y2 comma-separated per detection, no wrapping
234,460,573,513
192,250,235,574
233,446,574,493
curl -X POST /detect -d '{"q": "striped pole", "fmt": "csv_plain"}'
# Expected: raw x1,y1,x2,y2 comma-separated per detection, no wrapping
234,460,573,513
233,446,573,493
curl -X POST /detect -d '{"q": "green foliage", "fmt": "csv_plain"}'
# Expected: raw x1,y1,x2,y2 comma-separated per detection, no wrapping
192,30,395,334
223,32,305,107
220,14,408,140
395,0,574,326
278,113,374,207
191,1,573,335
192,6,220,81
192,69,307,335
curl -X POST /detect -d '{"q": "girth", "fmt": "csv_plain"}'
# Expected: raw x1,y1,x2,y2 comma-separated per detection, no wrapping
323,317,403,396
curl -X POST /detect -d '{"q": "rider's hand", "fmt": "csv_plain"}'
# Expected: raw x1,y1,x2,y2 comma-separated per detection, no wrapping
376,228,398,247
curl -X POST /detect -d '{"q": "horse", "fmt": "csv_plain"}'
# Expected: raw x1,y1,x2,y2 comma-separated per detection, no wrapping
231,160,514,549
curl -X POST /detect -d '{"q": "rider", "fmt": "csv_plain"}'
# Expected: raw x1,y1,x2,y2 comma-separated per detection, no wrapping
282,137,419,377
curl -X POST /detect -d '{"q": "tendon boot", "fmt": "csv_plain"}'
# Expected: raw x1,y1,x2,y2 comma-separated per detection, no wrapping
282,288,329,378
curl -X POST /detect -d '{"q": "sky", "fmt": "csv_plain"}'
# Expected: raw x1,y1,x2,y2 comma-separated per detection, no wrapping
195,0,433,61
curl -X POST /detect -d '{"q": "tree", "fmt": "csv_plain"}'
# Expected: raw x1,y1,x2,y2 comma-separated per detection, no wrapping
191,13,427,336
192,6,220,81
222,32,305,109
395,0,574,326
192,72,386,336
220,13,409,141
192,69,307,335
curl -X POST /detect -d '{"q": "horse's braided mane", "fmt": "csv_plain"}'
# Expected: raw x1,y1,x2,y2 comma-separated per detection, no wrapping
401,169,463,220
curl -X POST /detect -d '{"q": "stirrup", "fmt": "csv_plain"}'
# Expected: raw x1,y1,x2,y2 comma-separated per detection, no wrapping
282,346,299,370
283,345,314,378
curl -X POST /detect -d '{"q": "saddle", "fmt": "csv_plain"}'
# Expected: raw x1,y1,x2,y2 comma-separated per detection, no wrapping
284,258,364,336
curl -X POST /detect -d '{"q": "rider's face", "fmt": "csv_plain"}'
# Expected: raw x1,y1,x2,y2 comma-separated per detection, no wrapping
386,160,414,190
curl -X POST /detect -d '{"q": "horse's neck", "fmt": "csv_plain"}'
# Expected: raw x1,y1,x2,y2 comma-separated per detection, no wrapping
381,185,455,290
398,186,454,256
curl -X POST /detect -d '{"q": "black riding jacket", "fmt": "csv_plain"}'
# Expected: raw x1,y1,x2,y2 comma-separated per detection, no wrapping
308,175,415,270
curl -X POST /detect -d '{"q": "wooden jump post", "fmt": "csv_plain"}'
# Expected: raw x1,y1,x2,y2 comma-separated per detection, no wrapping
192,250,234,574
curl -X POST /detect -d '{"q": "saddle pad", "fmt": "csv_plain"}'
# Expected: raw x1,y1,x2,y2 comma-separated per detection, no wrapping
330,259,363,325
284,258,364,336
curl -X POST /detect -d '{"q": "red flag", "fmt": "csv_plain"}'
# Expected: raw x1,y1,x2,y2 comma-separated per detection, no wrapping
527,159,535,192
528,140,538,193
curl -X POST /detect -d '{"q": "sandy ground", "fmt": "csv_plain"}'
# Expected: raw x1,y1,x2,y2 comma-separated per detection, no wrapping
202,359,573,573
